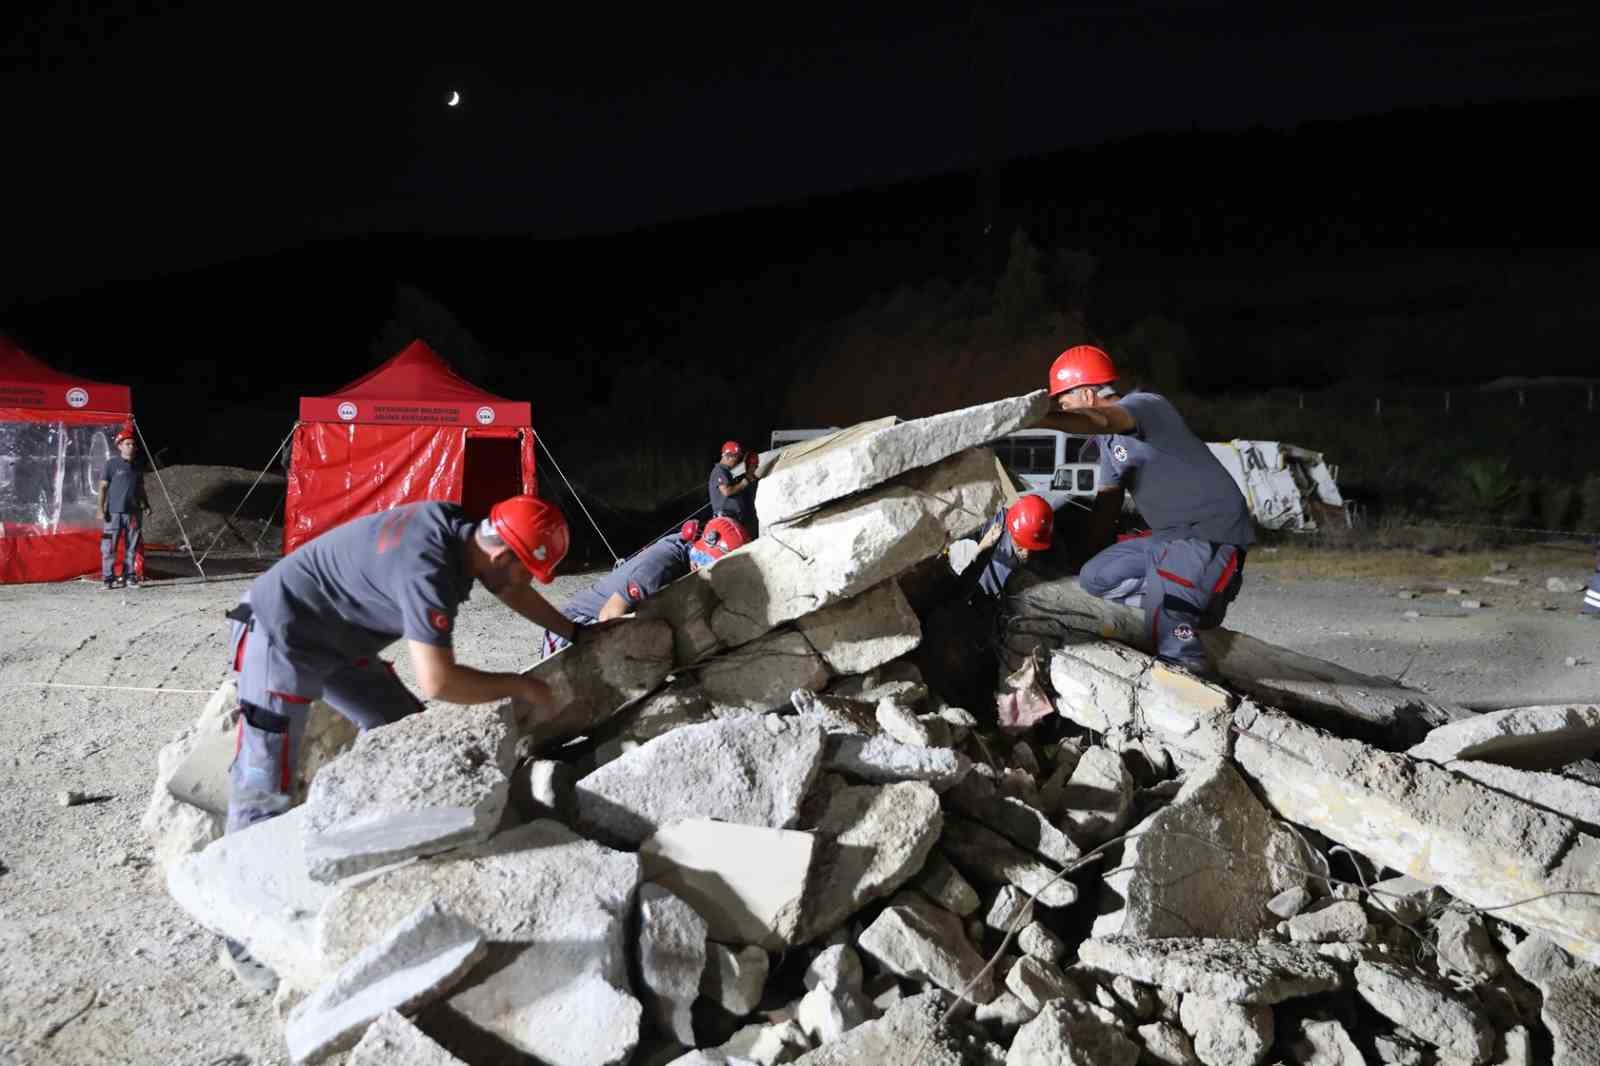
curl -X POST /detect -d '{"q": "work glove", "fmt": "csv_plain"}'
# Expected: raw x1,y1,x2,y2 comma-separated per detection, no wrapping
744,451,761,479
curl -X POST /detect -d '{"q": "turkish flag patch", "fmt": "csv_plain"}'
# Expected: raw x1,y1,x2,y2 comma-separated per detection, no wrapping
429,609,452,634
627,581,644,603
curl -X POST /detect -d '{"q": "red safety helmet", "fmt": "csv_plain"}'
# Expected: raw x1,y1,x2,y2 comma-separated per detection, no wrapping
720,440,744,457
1006,495,1054,552
692,516,750,561
1048,345,1118,395
114,425,135,445
487,496,570,584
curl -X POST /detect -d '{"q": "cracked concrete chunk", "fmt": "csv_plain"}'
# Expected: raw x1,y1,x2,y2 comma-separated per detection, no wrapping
1434,908,1502,981
755,391,1048,528
1077,937,1346,1005
347,1010,467,1066
1288,1016,1365,1066
1354,960,1494,1064
790,990,993,1066
1542,969,1600,1066
576,716,825,847
1094,757,1308,940
511,618,676,753
797,781,942,943
1137,1021,1200,1066
1005,956,1077,1013
1006,997,1140,1066
637,884,708,1046
857,893,998,1004
1018,922,1064,964
1060,747,1134,845
1179,994,1272,1066
703,943,770,1017
795,580,922,677
1408,703,1600,770
699,631,833,715
945,774,1081,867
822,733,971,791
641,819,814,951
976,991,1037,1041
875,698,933,747
1286,901,1372,944
303,705,517,882
939,816,1078,908
1448,760,1600,831
285,900,486,1064
911,852,981,917
796,983,872,1045
1507,932,1581,990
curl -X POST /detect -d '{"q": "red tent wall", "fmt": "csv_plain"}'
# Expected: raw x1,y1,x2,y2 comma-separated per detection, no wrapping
1,337,134,583
282,341,536,554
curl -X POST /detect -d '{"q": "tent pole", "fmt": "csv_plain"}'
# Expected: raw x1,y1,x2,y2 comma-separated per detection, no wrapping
533,432,622,565
133,418,207,581
195,424,298,572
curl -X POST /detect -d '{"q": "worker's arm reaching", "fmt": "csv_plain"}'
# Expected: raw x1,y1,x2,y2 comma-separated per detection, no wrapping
598,592,632,621
1034,404,1137,436
407,640,551,705
495,580,582,642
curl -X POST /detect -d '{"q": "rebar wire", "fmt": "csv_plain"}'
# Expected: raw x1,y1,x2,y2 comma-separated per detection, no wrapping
133,418,206,579
534,433,621,566
195,425,297,570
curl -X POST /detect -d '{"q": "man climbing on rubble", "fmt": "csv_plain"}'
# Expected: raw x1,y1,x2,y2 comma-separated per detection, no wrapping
544,516,750,656
1034,345,1252,675
709,439,760,535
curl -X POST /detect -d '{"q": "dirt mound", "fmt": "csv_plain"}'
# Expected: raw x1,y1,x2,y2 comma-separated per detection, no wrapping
144,463,286,555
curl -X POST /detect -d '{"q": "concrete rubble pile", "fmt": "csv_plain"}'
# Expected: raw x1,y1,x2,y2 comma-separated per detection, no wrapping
144,390,1600,1065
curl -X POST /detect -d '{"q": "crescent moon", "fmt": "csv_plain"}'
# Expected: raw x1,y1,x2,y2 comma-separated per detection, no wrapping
447,91,461,107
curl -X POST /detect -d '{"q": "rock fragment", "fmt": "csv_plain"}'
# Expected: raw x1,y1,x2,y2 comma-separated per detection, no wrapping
1285,901,1372,944
1178,994,1272,1066
347,1010,467,1066
1077,937,1346,1005
1408,703,1600,770
1006,998,1139,1066
910,852,980,916
702,943,770,1017
857,894,997,1004
822,734,971,791
637,884,709,1046
641,819,814,951
794,580,922,677
939,817,1077,908
1354,960,1494,1064
1059,747,1133,844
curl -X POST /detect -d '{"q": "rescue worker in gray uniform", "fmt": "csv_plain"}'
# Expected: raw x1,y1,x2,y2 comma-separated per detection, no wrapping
544,516,749,656
225,495,579,833
960,495,1056,602
709,440,760,534
98,426,148,589
1035,345,1252,674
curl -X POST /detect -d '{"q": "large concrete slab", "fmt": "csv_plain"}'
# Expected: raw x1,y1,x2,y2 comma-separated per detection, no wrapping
1408,704,1600,771
795,580,922,677
640,819,815,951
1448,760,1600,832
575,715,826,847
1354,960,1494,1064
508,618,676,753
1076,937,1347,1005
754,391,1048,529
697,630,832,714
285,900,486,1064
166,806,332,992
1233,703,1600,965
302,705,518,882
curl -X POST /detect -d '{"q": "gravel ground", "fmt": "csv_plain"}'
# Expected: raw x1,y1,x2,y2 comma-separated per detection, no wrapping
0,547,1595,1065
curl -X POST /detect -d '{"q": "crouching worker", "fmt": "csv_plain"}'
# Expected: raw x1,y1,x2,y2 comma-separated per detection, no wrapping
544,516,750,656
225,495,577,834
961,494,1057,602
1036,344,1251,675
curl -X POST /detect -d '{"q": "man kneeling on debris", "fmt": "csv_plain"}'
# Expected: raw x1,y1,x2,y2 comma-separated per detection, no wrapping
544,516,750,656
225,495,579,833
1036,345,1253,675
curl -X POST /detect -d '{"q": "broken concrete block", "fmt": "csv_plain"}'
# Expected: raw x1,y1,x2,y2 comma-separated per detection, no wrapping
796,781,942,944
509,618,676,753
1007,998,1140,1066
1076,937,1347,1005
1507,933,1581,990
576,716,825,847
1005,956,1077,1013
1233,703,1600,965
703,943,770,1017
636,884,708,1047
986,885,1034,934
796,984,872,1045
284,900,486,1064
347,1009,467,1066
635,569,726,666
1137,1021,1200,1066
975,991,1037,1041
1267,887,1313,919
804,944,863,995
795,580,922,677
716,1018,811,1065
1288,1017,1364,1066
1433,909,1502,981
1060,746,1133,845
143,678,237,873
1354,960,1493,1064
1408,703,1600,771
788,990,991,1066
166,806,331,991
792,688,880,735
1368,875,1444,927
822,733,971,791
303,705,518,882
606,681,717,745
910,852,980,916
1541,969,1600,1066
1179,995,1272,1066
1452,760,1600,832
316,821,640,1066
857,893,998,1004
944,775,1081,867
1093,757,1308,941
641,819,814,951
1047,641,1145,734
699,631,832,715
709,448,1009,646
875,698,933,747
1285,901,1372,944
755,391,1048,529
1018,922,1064,965
939,816,1078,908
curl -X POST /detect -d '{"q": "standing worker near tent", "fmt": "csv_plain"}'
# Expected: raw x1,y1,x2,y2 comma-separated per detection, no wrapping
544,516,749,656
709,440,761,535
98,426,148,589
224,495,581,834
1034,345,1253,675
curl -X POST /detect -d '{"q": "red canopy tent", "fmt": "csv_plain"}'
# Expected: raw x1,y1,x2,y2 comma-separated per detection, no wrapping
1,336,135,583
284,340,537,553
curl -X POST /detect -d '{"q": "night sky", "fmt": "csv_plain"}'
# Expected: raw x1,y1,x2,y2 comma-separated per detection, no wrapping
5,1,1593,305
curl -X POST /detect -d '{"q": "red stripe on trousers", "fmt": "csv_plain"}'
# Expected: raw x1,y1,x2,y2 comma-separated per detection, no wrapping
1211,549,1240,595
1156,568,1195,588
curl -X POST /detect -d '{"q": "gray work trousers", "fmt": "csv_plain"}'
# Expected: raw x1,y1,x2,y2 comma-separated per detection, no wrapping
1079,534,1246,673
101,512,142,579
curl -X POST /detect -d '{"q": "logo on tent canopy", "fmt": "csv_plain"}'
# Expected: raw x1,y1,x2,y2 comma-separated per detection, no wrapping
475,406,495,425
337,401,358,421
65,388,89,408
